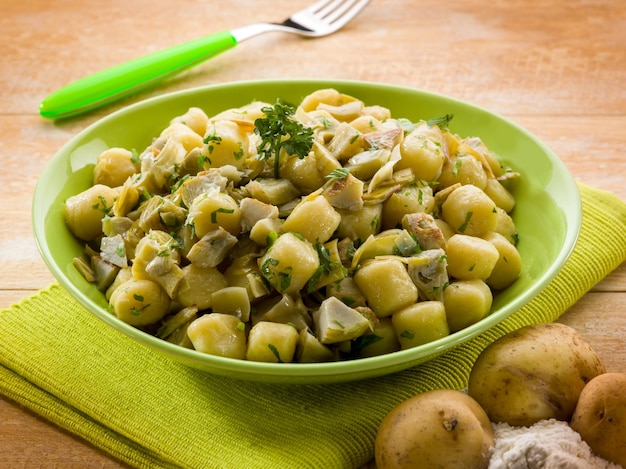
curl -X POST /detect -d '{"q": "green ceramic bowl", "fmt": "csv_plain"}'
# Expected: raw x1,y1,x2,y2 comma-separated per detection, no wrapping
33,79,581,384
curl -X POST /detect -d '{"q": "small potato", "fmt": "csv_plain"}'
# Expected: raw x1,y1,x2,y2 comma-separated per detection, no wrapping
187,189,242,237
483,178,515,213
246,321,299,363
110,278,170,326
356,317,400,358
187,313,246,359
280,193,341,244
443,279,492,332
493,207,518,245
160,122,204,152
571,372,626,468
438,154,488,190
441,184,498,237
280,152,326,194
65,184,118,241
375,389,494,469
381,184,434,230
392,301,449,349
468,323,606,427
171,106,210,136
258,232,320,295
93,147,138,188
446,234,499,281
396,125,445,182
354,258,418,317
202,120,251,170
483,231,522,290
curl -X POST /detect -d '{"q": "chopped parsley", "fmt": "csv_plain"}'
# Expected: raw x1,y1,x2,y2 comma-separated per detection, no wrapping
458,211,473,233
268,343,283,363
210,207,235,224
91,195,113,214
203,131,222,154
426,113,454,129
325,168,350,180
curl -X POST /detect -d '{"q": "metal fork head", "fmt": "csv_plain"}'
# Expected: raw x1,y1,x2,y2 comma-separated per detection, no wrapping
285,0,371,36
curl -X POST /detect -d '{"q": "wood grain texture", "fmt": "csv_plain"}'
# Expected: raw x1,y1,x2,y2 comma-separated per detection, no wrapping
1,0,624,466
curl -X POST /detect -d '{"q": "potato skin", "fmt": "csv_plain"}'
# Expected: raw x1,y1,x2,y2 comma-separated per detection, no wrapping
375,389,494,469
570,373,626,468
468,323,606,427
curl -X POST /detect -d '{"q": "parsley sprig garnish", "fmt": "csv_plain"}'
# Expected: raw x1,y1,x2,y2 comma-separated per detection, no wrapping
426,113,454,128
254,101,314,178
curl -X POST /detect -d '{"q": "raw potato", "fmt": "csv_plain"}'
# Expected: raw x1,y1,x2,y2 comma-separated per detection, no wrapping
570,372,626,468
375,389,494,469
468,323,606,426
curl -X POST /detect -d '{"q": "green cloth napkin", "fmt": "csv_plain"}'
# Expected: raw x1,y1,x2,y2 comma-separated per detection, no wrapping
1,183,625,469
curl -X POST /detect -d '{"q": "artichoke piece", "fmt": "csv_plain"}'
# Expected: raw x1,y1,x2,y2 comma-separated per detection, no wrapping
350,231,401,270
312,140,342,177
136,136,187,193
364,127,403,151
211,286,251,322
296,329,335,363
252,294,311,331
239,197,279,232
156,306,199,342
317,100,364,122
245,178,300,206
102,216,133,238
402,212,446,250
327,122,364,161
407,248,449,302
309,110,341,143
186,227,237,268
344,148,391,181
307,239,347,292
112,178,139,217
145,256,184,299
393,229,422,256
91,256,120,291
314,296,372,344
138,196,186,232
323,172,364,211
132,230,183,299
433,183,461,216
224,254,270,301
177,147,203,179
174,169,229,209
100,234,128,268
72,256,95,282
326,276,367,308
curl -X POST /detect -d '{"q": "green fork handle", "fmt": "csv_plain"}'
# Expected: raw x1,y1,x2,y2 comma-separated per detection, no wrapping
39,30,237,119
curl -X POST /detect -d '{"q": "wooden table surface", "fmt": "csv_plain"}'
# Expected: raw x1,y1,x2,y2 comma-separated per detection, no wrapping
1,0,625,466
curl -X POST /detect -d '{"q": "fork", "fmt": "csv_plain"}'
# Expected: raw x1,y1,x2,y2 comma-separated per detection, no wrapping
39,0,371,119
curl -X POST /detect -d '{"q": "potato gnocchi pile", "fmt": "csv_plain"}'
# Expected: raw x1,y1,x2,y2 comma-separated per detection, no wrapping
65,88,521,363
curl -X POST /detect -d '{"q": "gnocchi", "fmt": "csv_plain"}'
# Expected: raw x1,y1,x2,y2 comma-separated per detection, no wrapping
66,89,522,363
